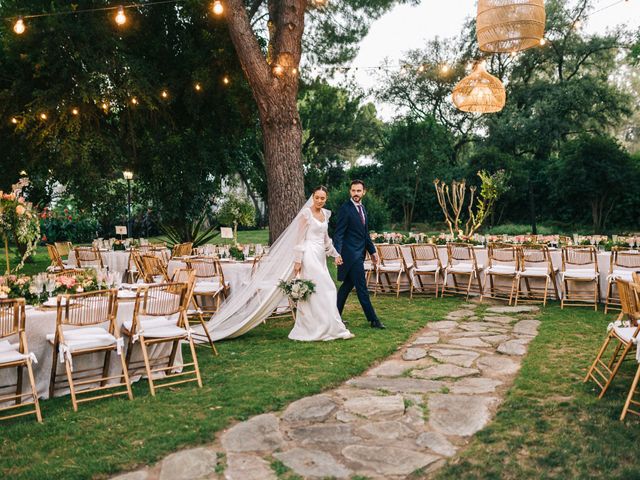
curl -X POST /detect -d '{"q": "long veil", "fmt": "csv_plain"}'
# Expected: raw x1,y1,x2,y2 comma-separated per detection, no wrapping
197,195,314,341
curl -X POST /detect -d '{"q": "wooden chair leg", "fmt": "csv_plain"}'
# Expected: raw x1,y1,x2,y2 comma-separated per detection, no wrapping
465,273,473,301
621,363,640,421
543,277,549,307
25,359,42,422
604,281,613,314
139,338,156,396
188,337,203,388
196,312,218,356
585,334,613,383
49,344,59,399
15,364,23,406
118,348,134,401
599,343,634,399
101,350,112,387
474,271,483,298
65,356,78,412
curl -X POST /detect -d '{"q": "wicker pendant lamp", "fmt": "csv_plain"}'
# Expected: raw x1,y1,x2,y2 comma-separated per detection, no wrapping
452,61,506,113
477,0,546,53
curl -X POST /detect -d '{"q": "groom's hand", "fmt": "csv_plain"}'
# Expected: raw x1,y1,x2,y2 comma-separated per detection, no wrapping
371,253,379,266
335,255,343,266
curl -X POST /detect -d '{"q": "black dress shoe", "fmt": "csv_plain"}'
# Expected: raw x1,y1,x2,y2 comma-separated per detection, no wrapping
370,319,386,329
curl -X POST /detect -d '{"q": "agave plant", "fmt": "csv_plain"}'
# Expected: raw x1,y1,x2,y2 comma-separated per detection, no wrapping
158,210,219,248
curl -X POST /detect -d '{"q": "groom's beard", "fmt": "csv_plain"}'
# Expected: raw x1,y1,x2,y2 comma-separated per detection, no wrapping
351,195,361,202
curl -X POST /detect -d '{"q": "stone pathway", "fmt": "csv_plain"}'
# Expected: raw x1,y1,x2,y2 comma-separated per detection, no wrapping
113,303,540,480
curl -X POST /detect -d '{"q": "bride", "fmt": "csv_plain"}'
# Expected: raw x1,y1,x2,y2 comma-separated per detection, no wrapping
289,186,353,341
197,187,352,342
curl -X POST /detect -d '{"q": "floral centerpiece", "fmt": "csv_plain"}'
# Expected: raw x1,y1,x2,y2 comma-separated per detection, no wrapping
112,239,126,251
229,245,245,261
278,278,316,303
0,177,40,274
0,270,100,305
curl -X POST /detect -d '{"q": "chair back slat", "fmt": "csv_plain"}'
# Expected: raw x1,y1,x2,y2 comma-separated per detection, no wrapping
187,257,219,280
171,242,193,258
57,290,117,328
518,244,552,270
617,280,639,324
612,248,640,270
447,243,477,267
410,244,440,268
74,247,103,268
488,243,517,266
47,244,65,269
54,241,72,257
0,298,24,338
141,254,169,282
562,245,597,271
136,283,187,319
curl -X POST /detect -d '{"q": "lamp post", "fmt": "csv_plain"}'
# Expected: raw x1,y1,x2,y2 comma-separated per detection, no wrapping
123,170,133,237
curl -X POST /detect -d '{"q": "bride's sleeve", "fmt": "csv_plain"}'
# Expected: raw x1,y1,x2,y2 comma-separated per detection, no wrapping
323,210,339,258
293,209,310,263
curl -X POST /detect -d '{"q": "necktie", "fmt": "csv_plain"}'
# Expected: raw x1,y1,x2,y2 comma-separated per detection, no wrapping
357,205,365,225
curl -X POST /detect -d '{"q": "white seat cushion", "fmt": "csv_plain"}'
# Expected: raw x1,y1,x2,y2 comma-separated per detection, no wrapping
448,263,483,273
378,263,403,272
46,327,117,352
563,269,598,280
613,326,639,344
194,281,224,294
610,270,634,281
414,265,439,273
519,267,550,277
487,265,517,275
0,341,31,364
142,324,188,339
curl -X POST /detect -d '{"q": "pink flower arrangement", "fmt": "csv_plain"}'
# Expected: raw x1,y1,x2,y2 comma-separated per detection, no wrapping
56,275,77,290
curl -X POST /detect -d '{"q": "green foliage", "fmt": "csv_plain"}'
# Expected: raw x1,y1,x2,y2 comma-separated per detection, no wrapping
217,193,256,243
158,209,218,248
40,205,99,244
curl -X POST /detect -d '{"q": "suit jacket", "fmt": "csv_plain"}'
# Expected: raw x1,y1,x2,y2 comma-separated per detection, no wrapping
333,200,376,281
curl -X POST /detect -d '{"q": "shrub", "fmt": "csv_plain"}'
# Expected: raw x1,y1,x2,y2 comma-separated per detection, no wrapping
40,207,99,244
326,184,390,232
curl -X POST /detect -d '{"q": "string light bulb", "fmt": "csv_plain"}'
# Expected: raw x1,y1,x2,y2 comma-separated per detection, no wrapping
102,102,109,111
131,97,138,105
161,89,169,99
11,117,18,124
13,17,25,35
292,67,298,75
40,113,47,120
212,1,224,15
440,64,450,74
194,82,202,91
539,37,547,46
115,6,127,26
222,75,230,85
71,108,79,115
417,65,425,73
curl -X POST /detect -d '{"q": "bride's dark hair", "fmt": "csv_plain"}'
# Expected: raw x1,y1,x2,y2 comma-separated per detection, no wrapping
312,185,328,194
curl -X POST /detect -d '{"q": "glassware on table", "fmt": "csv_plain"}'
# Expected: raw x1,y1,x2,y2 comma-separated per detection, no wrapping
46,276,56,298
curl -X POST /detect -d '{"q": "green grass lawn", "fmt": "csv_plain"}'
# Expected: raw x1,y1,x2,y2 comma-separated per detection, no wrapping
0,293,459,480
434,305,640,479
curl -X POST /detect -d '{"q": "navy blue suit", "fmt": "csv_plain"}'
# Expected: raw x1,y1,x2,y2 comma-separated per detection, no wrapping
333,201,379,323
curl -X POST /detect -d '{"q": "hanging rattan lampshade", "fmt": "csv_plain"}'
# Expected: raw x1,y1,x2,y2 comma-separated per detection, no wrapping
477,0,546,53
452,61,506,113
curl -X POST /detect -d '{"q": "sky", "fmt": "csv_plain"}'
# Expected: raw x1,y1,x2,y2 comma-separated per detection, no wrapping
348,0,640,119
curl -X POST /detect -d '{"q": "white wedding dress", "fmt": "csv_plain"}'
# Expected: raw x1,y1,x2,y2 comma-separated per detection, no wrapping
288,208,353,341
197,197,352,342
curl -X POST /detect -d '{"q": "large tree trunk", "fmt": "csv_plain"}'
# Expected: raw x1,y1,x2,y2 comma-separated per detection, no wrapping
225,0,306,242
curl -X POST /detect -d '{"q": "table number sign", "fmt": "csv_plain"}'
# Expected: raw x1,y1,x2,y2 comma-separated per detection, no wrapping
220,227,234,239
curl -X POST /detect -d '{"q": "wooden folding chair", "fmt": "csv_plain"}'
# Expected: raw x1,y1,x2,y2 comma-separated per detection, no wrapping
483,243,518,304
442,243,484,300
74,246,104,269
140,254,169,283
54,241,73,258
0,299,42,423
514,244,559,306
409,244,442,298
604,248,640,314
584,279,640,399
123,282,202,396
372,244,410,297
171,242,193,258
172,268,218,356
186,257,226,314
47,244,68,272
560,245,600,310
48,290,133,411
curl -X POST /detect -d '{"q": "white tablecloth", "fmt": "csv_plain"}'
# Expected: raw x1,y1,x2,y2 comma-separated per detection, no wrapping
0,298,181,403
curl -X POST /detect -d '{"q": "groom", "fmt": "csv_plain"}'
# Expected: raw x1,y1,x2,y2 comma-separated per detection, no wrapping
333,180,385,329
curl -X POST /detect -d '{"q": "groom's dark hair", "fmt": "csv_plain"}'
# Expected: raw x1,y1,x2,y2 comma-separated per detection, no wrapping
350,179,366,189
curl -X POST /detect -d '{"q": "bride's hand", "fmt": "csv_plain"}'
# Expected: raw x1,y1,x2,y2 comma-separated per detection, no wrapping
293,262,302,275
335,255,343,266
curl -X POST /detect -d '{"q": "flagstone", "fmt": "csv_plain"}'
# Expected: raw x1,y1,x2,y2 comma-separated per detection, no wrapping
274,448,352,479
429,395,499,436
342,445,440,476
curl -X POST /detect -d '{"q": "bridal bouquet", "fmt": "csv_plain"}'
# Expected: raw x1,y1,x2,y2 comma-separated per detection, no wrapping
278,278,316,302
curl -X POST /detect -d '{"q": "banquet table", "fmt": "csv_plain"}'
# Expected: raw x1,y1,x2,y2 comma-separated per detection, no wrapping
66,249,170,276
0,296,181,403
378,245,615,299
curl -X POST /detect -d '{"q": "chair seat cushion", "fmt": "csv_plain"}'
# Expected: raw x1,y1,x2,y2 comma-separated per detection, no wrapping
448,263,483,273
142,324,189,339
378,264,403,272
563,269,598,280
610,270,634,281
46,327,117,352
414,264,439,273
613,326,639,344
519,267,551,277
123,315,178,332
0,341,31,364
487,265,517,275
194,281,224,294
